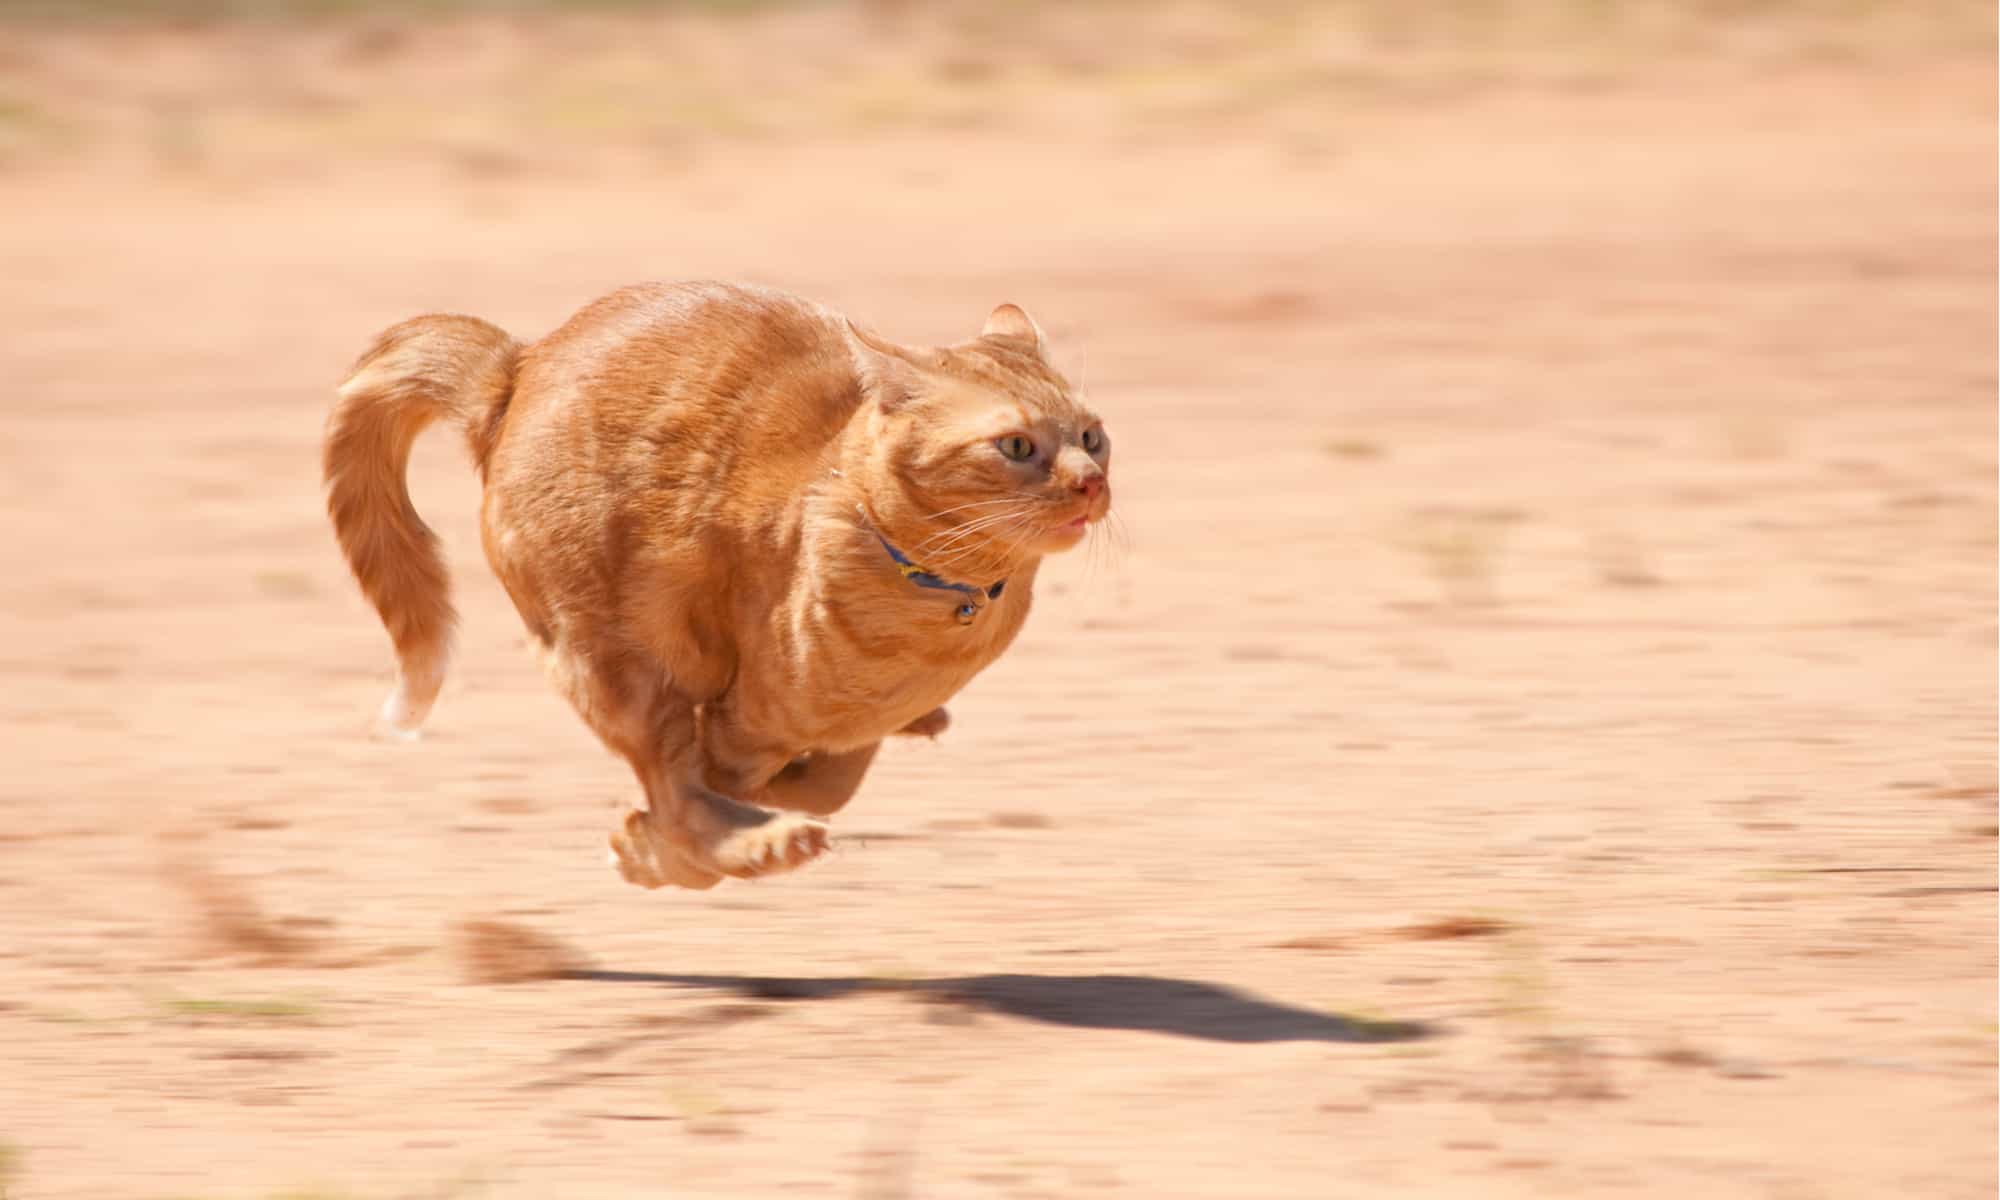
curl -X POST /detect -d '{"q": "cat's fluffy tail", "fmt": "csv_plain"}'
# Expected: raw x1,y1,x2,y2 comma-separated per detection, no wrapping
323,314,520,737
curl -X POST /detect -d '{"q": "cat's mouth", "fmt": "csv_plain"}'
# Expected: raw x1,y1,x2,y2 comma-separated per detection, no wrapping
1040,509,1097,549
1029,493,1109,553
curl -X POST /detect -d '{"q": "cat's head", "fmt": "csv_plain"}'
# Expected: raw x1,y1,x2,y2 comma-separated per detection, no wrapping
847,304,1110,576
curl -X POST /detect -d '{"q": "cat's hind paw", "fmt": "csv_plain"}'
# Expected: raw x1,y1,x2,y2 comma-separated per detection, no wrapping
609,811,724,891
710,813,831,879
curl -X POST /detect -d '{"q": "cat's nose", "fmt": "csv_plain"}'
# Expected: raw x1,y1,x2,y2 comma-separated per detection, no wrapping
1074,473,1106,500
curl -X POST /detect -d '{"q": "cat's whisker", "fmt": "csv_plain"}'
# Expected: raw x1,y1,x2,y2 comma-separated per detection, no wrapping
926,537,1026,573
920,505,1035,536
916,524,1028,562
990,517,1044,567
920,500,1035,528
925,511,1040,570
919,497,1038,522
917,491,1045,523
915,507,1039,555
1103,511,1131,561
1075,511,1128,594
921,495,1049,529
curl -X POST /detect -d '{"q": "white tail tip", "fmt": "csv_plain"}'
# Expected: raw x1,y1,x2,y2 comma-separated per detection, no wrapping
375,666,441,740
374,646,448,739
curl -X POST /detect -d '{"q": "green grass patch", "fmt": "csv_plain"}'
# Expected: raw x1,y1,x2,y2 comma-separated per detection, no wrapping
0,1140,21,1200
156,995,321,1022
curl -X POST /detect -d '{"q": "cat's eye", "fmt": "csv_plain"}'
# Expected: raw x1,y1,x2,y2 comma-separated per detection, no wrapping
997,434,1036,462
1081,427,1107,455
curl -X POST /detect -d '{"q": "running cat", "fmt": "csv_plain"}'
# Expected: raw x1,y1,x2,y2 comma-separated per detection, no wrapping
323,282,1111,889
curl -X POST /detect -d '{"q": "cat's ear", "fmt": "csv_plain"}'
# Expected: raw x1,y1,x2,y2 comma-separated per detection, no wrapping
845,320,927,411
981,303,1047,356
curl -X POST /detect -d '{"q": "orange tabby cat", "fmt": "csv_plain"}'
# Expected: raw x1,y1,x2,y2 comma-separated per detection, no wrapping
324,282,1110,890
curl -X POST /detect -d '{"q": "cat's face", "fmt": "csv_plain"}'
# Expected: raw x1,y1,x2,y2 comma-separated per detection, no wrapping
854,306,1111,571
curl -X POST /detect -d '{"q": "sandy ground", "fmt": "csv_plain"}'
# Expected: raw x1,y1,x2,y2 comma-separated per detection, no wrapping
0,17,1993,1199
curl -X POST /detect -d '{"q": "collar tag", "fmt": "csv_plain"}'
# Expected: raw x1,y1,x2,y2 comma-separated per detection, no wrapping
864,518,1007,625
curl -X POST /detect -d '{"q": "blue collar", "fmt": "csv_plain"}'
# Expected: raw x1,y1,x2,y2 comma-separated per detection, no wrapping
872,531,1008,624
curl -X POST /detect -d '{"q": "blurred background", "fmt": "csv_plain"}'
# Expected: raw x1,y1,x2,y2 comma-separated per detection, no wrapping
0,3,1993,1198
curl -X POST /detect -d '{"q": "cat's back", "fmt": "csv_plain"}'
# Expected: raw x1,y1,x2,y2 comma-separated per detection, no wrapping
500,281,863,481
479,283,862,650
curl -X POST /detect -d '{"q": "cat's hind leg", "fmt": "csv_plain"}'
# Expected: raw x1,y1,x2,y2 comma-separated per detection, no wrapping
534,639,829,889
757,741,881,817
603,765,833,888
611,767,829,888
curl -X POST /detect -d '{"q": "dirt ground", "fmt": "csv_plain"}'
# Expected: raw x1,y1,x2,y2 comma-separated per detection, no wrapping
0,7,1994,1198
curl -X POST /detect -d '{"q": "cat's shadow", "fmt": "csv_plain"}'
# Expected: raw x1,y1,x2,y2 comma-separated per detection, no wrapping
564,969,1437,1044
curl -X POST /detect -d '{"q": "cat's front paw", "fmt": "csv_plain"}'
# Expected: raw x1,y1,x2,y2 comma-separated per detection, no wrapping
894,707,951,739
609,811,724,891
710,812,831,879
